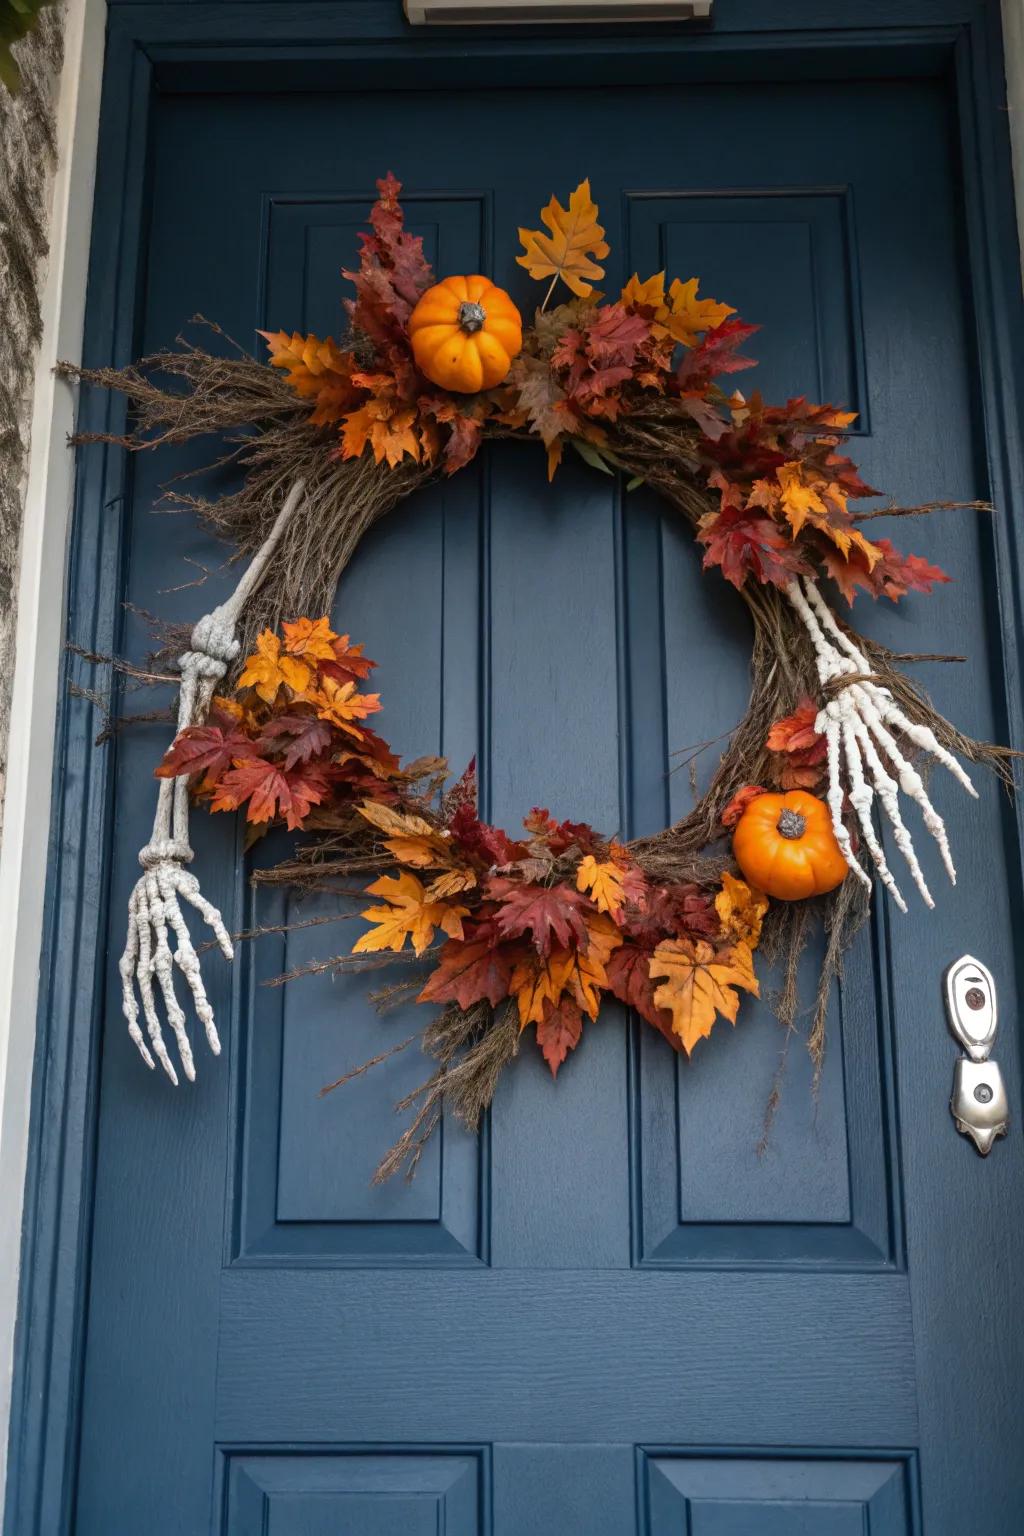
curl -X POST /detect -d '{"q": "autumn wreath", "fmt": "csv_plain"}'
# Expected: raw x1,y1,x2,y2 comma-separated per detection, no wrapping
68,174,1010,1178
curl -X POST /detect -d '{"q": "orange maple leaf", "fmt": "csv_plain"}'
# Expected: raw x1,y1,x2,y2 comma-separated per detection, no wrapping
342,399,422,468
621,271,734,347
352,870,468,958
648,937,759,1056
773,462,882,569
260,330,359,426
306,675,381,736
238,629,313,704
517,178,610,300
714,872,768,950
357,799,467,876
281,616,340,660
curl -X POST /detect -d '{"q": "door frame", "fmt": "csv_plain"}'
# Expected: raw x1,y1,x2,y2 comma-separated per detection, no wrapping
6,4,1024,1533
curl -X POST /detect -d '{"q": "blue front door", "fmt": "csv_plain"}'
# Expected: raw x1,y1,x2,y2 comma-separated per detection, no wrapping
67,58,1023,1536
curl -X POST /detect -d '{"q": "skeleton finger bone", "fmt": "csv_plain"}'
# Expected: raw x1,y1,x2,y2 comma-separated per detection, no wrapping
788,575,975,908
119,479,306,1080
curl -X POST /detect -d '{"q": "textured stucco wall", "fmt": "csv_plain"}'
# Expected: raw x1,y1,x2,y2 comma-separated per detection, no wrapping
0,6,64,835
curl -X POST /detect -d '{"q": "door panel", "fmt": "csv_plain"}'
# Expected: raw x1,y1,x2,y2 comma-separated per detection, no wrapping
71,69,1023,1535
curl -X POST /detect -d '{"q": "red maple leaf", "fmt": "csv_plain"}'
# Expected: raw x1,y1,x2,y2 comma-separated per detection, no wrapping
259,715,334,770
676,317,759,393
699,504,812,590
721,784,767,828
154,713,250,784
522,808,599,856
621,882,720,945
821,536,950,604
535,996,584,1078
604,942,679,1050
319,634,376,686
211,756,328,831
417,925,522,1010
486,876,592,957
449,804,526,868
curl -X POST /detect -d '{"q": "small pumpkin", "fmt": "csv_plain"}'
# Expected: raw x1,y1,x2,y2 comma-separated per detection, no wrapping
732,789,848,901
409,275,523,393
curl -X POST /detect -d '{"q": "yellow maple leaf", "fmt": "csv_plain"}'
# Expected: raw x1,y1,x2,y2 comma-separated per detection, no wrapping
281,616,339,660
517,178,610,300
238,630,312,704
357,800,459,870
621,271,667,314
648,937,759,1056
663,278,735,348
576,855,625,918
510,913,621,1028
352,870,468,958
714,872,768,950
307,675,381,735
775,463,881,568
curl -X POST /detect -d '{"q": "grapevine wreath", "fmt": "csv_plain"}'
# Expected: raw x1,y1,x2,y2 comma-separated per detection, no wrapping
68,175,1011,1179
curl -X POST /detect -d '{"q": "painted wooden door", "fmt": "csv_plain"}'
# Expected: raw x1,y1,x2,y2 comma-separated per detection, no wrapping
70,66,1024,1536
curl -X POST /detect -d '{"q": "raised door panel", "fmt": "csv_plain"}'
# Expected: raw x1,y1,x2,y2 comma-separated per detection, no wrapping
223,1452,481,1536
644,1454,913,1535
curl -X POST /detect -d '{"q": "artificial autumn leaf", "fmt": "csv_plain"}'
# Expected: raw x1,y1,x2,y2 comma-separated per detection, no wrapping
423,868,479,901
487,876,591,957
281,616,340,660
260,331,359,428
321,633,376,686
307,675,382,734
259,714,334,770
154,710,251,784
676,318,759,388
558,911,623,1019
663,277,735,347
604,941,677,1044
535,996,584,1078
720,784,766,828
714,872,768,950
448,803,527,868
418,925,520,1010
342,398,422,468
211,756,328,831
765,698,827,789
510,947,573,1028
699,504,812,590
238,629,313,703
516,178,610,299
357,799,460,870
575,855,626,919
648,937,759,1056
821,537,951,604
353,870,468,958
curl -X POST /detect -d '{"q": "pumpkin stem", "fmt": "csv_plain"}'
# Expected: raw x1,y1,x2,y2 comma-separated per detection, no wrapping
458,301,486,334
777,807,807,840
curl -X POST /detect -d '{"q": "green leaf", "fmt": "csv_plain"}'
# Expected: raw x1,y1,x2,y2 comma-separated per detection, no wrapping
571,438,614,476
625,475,646,492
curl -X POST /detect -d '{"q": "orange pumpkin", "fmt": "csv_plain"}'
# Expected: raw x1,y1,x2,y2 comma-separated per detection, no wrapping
732,789,848,901
409,275,522,393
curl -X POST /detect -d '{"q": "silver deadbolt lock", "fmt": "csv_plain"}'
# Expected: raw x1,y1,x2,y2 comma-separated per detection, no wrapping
944,955,1009,1155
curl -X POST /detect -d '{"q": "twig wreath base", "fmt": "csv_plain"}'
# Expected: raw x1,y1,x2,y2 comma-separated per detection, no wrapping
65,174,1012,1180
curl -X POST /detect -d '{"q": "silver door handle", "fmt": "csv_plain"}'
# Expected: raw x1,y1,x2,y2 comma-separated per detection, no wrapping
945,955,1009,1155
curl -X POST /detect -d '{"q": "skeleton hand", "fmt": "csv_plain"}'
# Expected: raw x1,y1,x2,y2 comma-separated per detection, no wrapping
119,479,306,1081
787,577,977,912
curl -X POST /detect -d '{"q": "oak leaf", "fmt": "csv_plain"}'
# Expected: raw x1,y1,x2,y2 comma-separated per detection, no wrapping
648,937,759,1056
516,179,610,299
353,870,468,958
238,629,313,704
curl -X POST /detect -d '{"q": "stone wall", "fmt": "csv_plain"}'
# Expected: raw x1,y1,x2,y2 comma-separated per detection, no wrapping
0,5,64,836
